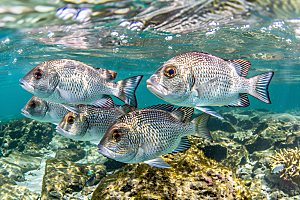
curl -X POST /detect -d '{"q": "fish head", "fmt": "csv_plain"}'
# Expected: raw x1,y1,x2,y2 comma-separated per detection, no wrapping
147,54,195,103
97,121,136,163
56,111,88,140
20,61,59,98
21,96,49,120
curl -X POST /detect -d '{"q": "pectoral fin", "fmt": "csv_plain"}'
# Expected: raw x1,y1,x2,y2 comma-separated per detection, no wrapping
144,157,172,168
57,87,75,101
195,106,223,119
194,77,219,96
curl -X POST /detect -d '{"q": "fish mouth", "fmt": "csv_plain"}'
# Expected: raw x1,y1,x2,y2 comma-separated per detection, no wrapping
56,126,73,137
19,79,34,93
21,108,31,117
146,79,169,96
97,144,116,159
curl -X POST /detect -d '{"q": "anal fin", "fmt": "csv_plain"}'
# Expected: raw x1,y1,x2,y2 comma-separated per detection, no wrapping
144,157,172,168
170,136,191,154
195,106,223,119
226,93,250,107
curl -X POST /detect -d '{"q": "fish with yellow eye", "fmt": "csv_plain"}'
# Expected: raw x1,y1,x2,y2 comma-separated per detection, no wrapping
146,52,274,119
21,96,69,124
56,95,135,144
97,104,212,168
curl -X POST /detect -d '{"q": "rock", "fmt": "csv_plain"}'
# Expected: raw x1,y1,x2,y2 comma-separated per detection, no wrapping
223,114,238,125
253,121,268,135
237,120,253,130
0,184,40,200
55,148,86,162
48,133,89,153
251,116,260,123
1,151,41,173
0,119,53,157
103,158,127,172
208,118,236,133
91,146,259,199
197,143,227,162
245,136,273,154
0,160,25,187
40,158,106,200
275,134,299,149
261,113,298,122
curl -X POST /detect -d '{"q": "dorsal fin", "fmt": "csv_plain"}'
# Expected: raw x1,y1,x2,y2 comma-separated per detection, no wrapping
144,104,174,112
170,136,191,155
90,95,115,108
170,107,194,122
226,93,250,107
229,59,251,77
93,67,117,82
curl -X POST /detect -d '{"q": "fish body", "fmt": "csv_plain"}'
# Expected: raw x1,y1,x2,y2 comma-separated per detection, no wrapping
21,96,69,124
56,96,135,144
146,52,274,119
271,164,284,173
20,59,143,107
97,104,212,168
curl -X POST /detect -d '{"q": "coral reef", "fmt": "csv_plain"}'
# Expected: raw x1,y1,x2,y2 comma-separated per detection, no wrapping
40,158,106,200
92,145,262,199
0,118,53,157
270,147,300,180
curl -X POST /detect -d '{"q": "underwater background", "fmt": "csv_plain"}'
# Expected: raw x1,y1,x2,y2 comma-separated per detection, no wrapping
1,0,300,199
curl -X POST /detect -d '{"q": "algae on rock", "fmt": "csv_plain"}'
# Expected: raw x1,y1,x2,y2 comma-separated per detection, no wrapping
41,158,106,200
92,145,261,199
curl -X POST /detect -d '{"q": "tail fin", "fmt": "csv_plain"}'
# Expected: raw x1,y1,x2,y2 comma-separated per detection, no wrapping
248,72,274,104
115,75,143,107
191,113,213,141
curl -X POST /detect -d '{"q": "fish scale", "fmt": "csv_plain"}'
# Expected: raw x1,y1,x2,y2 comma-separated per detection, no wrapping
56,96,135,144
21,96,69,124
97,105,213,168
147,52,274,119
20,59,143,107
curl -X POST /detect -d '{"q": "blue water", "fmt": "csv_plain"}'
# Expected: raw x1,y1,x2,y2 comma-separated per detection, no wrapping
2,0,300,198
1,26,300,120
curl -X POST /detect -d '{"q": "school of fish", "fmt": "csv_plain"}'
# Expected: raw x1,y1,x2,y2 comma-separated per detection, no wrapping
20,53,274,168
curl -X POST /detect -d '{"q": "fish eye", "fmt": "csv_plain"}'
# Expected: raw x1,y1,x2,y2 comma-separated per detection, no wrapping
112,130,122,140
67,116,75,124
164,66,177,78
29,101,36,108
34,70,43,79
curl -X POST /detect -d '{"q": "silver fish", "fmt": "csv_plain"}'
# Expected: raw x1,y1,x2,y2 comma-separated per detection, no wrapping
19,59,143,108
56,95,135,144
97,104,212,168
21,96,69,124
146,52,274,119
271,164,284,173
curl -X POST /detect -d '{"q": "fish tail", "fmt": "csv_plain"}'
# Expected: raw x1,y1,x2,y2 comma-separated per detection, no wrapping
248,72,274,104
191,113,213,141
115,75,143,107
